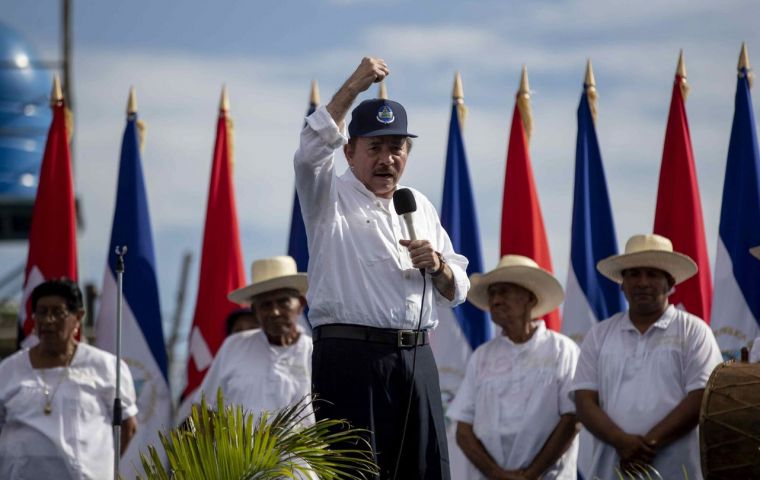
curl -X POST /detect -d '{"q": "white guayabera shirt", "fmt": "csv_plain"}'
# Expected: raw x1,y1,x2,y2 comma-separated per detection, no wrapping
199,328,312,421
572,305,723,480
0,343,138,480
294,105,469,330
447,321,580,479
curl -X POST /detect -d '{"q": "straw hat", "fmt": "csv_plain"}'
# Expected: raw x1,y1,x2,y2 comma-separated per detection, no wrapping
228,256,307,305
751,245,760,260
468,255,564,319
596,234,697,285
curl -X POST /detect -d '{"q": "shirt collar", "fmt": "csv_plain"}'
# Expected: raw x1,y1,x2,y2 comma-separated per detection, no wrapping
620,305,676,332
342,168,375,199
499,320,547,347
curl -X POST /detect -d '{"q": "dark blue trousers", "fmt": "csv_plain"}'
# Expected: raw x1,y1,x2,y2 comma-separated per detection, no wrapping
312,335,450,480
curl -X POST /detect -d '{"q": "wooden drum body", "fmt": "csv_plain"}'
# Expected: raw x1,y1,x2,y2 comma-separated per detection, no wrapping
700,361,760,479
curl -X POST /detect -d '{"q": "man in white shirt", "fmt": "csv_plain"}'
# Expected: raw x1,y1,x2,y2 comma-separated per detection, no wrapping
573,234,723,479
199,256,311,420
294,57,470,479
448,255,580,479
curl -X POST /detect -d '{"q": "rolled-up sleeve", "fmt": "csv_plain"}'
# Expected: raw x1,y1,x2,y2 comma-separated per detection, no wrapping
427,201,469,308
684,321,723,393
559,341,580,415
439,253,470,308
119,359,139,419
571,326,600,393
294,106,347,227
447,351,478,424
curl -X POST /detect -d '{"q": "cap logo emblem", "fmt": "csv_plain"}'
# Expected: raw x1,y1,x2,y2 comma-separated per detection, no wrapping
376,105,395,124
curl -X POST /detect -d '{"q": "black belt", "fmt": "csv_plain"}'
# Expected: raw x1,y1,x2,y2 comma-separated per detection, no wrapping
313,324,429,348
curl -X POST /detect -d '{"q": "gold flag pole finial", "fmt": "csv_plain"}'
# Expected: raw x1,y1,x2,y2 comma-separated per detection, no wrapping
128,87,147,151
585,59,598,124
676,49,690,100
453,71,464,101
310,79,320,105
517,65,533,143
52,74,73,141
51,74,63,106
127,86,138,115
220,84,230,112
378,80,388,100
452,71,468,129
219,85,234,165
739,42,754,88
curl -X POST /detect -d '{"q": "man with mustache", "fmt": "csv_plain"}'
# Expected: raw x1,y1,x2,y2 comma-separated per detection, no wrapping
572,234,722,479
294,57,470,479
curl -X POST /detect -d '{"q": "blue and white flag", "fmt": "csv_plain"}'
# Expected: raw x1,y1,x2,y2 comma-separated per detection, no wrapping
432,100,492,479
562,75,623,346
562,66,624,480
95,101,171,474
710,53,760,358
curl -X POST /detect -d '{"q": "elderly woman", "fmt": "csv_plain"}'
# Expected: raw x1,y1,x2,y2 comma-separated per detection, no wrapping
447,255,580,479
0,279,138,479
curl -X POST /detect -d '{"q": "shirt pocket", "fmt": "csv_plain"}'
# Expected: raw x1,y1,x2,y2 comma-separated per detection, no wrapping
345,210,395,266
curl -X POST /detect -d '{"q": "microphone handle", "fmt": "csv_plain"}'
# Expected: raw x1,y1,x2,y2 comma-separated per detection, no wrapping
402,213,418,241
402,214,425,275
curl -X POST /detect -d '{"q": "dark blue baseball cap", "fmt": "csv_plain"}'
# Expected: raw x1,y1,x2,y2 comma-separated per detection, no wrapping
348,98,418,138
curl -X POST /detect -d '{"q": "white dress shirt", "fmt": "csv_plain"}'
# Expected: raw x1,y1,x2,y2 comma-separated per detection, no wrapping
447,322,579,479
0,344,138,480
572,305,723,480
294,105,469,330
199,329,312,419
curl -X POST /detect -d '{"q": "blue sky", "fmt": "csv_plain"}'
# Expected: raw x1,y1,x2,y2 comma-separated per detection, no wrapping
3,0,760,387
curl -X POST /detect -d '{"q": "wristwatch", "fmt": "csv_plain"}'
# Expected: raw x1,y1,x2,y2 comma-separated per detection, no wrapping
429,251,446,277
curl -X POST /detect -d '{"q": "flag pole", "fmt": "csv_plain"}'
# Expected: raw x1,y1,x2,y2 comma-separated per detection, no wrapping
112,245,127,479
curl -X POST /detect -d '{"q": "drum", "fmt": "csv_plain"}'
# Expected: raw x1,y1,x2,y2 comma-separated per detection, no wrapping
700,361,760,479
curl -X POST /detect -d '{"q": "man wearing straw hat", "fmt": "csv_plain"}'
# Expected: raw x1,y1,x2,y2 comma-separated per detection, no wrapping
572,234,722,479
447,255,580,479
198,256,311,417
294,57,469,479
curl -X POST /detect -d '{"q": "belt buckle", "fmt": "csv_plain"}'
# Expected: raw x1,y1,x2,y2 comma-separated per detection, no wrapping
397,330,417,347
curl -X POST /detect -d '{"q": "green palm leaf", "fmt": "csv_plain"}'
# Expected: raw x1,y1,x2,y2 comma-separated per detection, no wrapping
133,389,377,480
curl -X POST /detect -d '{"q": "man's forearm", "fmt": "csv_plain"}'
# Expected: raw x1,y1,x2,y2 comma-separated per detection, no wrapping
575,390,627,446
644,389,703,449
456,422,507,479
524,414,579,479
121,416,138,455
431,263,455,301
326,81,362,128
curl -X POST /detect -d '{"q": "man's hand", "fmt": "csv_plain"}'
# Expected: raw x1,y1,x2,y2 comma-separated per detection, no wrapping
327,57,389,126
399,239,439,272
345,57,389,95
496,470,529,480
612,432,656,466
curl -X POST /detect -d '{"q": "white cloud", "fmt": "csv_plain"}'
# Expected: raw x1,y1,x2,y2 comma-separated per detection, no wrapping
2,0,759,331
